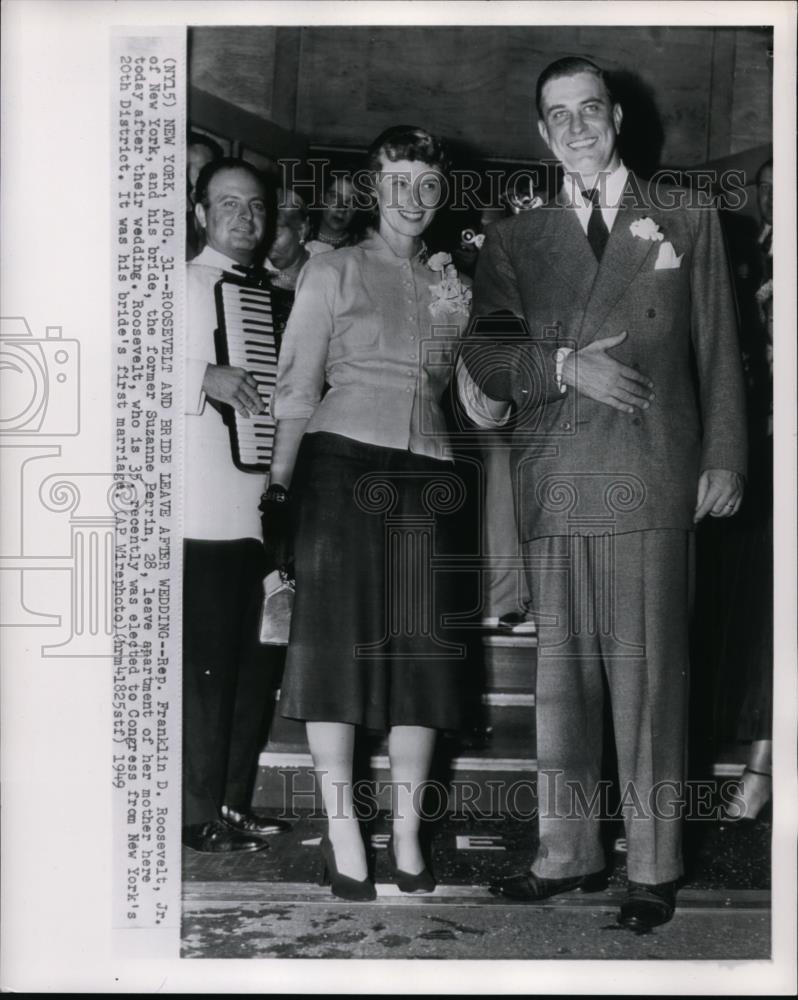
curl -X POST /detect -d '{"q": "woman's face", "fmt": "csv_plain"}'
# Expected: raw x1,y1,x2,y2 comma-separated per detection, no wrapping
268,207,309,269
374,155,444,244
320,178,356,234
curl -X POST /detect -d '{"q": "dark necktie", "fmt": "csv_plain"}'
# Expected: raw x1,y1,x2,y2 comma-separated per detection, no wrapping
584,188,609,260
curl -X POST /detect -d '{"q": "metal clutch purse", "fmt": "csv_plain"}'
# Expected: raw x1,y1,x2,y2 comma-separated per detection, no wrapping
259,568,295,646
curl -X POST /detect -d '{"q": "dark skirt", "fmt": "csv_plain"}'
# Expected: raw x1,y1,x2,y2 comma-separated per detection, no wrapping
279,432,468,731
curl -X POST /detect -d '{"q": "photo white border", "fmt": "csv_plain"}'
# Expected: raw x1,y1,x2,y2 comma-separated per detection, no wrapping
1,1,795,993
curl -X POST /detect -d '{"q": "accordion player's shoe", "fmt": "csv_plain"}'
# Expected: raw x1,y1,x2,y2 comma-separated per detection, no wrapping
221,805,292,837
182,820,267,854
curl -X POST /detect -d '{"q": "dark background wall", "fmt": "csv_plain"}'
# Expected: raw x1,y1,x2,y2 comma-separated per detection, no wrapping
189,25,772,175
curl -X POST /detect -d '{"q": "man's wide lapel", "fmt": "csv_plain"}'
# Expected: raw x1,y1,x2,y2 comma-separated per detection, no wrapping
535,204,598,307
579,178,658,341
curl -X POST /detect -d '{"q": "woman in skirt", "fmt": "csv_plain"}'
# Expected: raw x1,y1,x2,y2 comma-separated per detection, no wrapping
265,126,472,900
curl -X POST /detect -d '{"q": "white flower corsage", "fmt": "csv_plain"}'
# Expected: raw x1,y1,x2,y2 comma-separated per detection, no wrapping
427,251,452,271
629,217,664,242
427,253,472,318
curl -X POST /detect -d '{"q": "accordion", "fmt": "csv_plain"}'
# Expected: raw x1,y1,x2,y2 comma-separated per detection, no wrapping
213,273,279,472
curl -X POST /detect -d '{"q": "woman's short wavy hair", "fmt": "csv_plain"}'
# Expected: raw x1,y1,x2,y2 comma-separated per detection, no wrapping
365,125,450,176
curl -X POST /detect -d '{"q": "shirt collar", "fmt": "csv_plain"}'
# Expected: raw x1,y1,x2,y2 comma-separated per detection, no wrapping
560,161,629,209
359,228,429,264
193,244,251,272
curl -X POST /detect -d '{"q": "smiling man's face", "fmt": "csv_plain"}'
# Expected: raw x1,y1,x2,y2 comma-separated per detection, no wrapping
538,71,622,184
195,167,267,266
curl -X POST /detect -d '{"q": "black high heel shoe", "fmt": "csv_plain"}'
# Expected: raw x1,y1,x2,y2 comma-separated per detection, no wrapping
387,837,436,894
319,836,376,902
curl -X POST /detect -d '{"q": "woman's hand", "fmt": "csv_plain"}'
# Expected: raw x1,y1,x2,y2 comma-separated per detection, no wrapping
262,418,309,571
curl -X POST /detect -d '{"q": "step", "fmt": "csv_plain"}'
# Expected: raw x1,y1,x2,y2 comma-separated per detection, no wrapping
480,691,536,736
482,633,537,691
252,744,540,816
253,750,749,815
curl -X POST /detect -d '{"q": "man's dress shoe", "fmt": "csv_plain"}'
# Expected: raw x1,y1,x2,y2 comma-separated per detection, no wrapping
490,870,606,901
618,881,676,931
182,820,268,853
221,805,292,838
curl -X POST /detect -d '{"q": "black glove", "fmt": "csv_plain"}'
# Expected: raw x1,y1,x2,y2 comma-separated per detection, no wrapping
260,483,294,573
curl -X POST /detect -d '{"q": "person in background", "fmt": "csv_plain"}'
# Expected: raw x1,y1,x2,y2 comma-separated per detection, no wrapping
186,131,224,260
304,172,360,255
264,126,471,901
260,187,312,351
718,157,773,821
182,157,291,853
264,188,311,294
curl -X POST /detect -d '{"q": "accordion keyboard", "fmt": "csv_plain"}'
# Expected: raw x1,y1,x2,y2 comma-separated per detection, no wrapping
214,277,278,472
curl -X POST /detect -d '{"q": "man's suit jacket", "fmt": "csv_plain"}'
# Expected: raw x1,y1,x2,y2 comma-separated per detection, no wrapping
471,172,747,541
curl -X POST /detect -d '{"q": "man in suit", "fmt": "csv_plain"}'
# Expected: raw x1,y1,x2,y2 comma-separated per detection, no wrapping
459,57,746,929
183,158,291,852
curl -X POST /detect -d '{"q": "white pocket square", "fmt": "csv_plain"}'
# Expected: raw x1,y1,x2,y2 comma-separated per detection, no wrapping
654,241,683,270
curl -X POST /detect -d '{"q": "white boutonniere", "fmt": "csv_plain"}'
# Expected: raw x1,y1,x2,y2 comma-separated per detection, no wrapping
630,217,664,242
427,252,472,318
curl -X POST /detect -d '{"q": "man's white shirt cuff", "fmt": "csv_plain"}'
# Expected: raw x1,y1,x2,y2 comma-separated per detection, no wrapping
554,347,573,394
186,358,209,415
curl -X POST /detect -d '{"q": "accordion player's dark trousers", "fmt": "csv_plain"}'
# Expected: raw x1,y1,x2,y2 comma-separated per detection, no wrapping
182,539,278,828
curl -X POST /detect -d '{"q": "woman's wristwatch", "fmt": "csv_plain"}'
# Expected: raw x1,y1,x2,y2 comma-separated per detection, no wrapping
260,483,290,509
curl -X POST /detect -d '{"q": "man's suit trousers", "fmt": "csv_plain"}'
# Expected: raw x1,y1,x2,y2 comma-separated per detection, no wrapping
524,529,694,885
182,539,278,828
